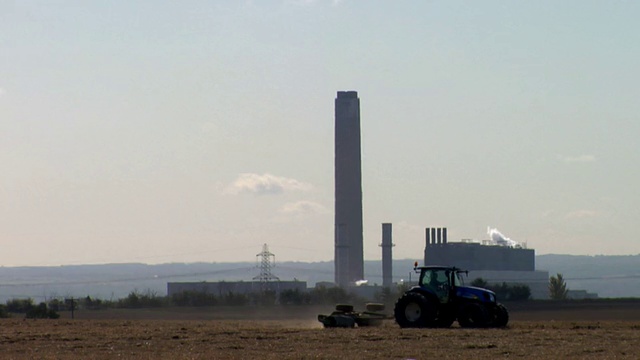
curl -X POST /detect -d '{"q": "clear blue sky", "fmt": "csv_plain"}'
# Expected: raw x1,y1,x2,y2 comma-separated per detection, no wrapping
1,1,639,266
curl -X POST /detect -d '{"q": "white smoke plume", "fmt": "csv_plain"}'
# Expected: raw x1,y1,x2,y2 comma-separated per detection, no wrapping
487,227,520,247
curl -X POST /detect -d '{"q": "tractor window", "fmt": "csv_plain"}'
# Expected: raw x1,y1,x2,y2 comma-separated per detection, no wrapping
420,269,449,287
454,272,464,287
420,269,451,303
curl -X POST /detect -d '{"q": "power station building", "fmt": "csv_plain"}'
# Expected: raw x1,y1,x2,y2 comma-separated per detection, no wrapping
424,227,535,271
334,91,364,287
424,227,549,299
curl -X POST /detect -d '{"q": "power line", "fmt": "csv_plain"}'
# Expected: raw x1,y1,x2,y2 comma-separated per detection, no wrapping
0,267,255,288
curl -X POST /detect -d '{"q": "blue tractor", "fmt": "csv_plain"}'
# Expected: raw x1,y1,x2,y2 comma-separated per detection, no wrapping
394,264,509,328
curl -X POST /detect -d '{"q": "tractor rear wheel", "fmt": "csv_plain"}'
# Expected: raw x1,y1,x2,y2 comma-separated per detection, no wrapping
493,303,509,327
458,303,489,328
394,292,437,328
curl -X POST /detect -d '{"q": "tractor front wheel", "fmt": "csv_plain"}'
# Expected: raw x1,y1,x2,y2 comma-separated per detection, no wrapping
394,292,437,328
493,303,509,327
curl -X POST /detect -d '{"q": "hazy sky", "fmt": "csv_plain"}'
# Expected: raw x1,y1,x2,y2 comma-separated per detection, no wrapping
1,1,639,267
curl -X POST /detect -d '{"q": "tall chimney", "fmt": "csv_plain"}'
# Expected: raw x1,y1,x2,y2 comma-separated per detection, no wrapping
443,227,448,244
425,227,431,246
334,91,364,286
437,228,442,244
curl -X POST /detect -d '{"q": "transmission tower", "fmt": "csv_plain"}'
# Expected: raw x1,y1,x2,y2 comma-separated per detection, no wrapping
253,243,279,292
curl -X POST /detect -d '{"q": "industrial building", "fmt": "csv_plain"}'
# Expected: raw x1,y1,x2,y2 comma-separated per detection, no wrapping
167,280,306,298
423,227,550,299
334,91,364,287
424,227,535,271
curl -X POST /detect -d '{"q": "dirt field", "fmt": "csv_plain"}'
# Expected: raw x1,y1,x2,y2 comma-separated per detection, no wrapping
1,302,639,359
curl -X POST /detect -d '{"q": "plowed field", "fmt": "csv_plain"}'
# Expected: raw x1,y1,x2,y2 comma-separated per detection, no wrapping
1,302,639,359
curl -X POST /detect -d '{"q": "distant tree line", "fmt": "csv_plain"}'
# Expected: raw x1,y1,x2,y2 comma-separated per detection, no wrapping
0,277,538,317
0,298,60,319
0,283,408,317
470,278,531,301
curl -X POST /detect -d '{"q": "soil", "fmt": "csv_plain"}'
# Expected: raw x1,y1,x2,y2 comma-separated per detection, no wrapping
1,301,639,359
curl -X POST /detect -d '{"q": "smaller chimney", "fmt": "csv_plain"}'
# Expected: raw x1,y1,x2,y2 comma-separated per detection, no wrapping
443,227,448,244
431,228,437,246
381,223,394,289
436,228,442,244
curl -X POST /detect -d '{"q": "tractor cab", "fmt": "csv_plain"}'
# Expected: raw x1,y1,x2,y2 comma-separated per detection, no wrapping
416,266,465,304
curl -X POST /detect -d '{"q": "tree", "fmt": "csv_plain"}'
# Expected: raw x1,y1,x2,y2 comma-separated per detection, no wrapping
470,279,530,301
279,289,310,305
492,282,510,301
117,290,166,308
549,273,568,300
6,298,34,313
171,291,217,307
81,296,105,310
509,284,531,301
0,304,9,318
470,278,489,288
26,303,60,319
250,290,277,306
221,292,248,306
